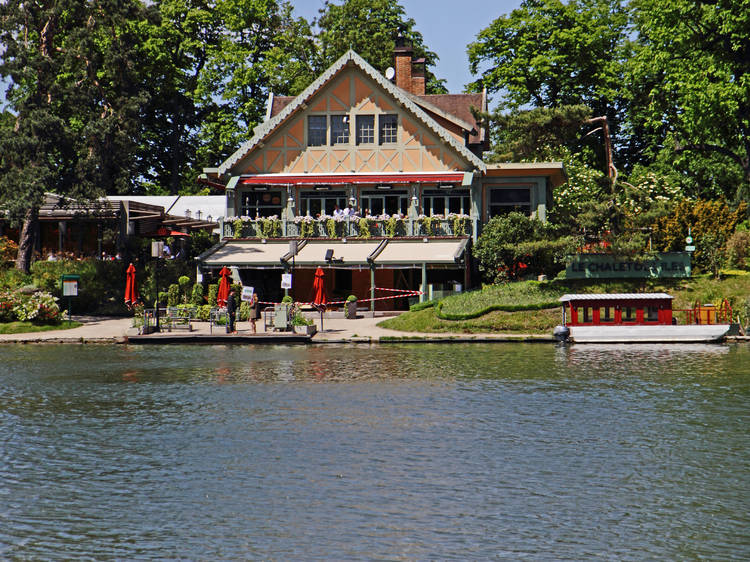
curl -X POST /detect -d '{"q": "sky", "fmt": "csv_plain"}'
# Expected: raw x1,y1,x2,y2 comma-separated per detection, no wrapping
289,0,523,94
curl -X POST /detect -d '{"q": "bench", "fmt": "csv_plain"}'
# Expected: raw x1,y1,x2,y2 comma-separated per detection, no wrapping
164,306,195,332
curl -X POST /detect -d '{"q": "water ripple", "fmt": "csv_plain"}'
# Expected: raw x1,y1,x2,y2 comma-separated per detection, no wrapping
0,343,748,559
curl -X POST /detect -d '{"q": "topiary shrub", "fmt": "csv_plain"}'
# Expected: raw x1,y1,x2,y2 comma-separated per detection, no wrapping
167,284,180,307
178,276,191,303
208,283,219,306
191,283,204,306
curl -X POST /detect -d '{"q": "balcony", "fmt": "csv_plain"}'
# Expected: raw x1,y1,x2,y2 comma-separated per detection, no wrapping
221,214,475,240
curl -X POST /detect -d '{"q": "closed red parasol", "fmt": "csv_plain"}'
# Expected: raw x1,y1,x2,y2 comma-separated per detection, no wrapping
124,263,139,308
217,266,231,306
312,267,327,306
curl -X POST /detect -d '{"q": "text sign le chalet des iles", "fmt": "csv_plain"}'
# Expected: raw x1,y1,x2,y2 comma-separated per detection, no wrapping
566,252,692,279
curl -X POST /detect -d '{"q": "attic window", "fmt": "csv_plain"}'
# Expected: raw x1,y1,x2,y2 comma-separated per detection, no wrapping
379,114,398,144
330,115,350,145
308,115,326,146
356,115,374,145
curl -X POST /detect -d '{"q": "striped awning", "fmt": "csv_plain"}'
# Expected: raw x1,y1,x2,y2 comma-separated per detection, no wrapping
239,172,470,186
199,238,469,269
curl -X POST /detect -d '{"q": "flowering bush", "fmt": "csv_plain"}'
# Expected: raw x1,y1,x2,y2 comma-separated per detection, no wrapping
2,290,61,323
0,290,21,322
0,236,18,267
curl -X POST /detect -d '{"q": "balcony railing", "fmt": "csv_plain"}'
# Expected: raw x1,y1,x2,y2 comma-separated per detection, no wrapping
221,215,475,239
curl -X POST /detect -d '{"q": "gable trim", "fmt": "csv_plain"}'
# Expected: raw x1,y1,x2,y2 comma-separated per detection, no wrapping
217,50,486,176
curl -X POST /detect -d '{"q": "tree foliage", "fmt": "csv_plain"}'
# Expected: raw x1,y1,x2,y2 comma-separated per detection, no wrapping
472,212,579,282
0,0,153,270
627,0,750,201
139,0,316,194
467,0,630,117
315,0,446,93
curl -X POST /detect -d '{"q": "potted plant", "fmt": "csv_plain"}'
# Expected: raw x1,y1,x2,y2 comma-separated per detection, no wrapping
291,311,316,335
345,295,358,319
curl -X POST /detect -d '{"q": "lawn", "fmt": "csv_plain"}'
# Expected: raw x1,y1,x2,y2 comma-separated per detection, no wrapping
378,274,750,335
0,320,83,335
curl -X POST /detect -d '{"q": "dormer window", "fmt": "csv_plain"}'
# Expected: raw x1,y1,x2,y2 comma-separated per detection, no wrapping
308,115,326,146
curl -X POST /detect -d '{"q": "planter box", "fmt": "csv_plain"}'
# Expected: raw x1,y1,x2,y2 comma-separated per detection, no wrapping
293,324,317,336
345,301,358,319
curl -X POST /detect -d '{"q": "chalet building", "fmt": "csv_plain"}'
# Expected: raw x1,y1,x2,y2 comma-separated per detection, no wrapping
198,47,566,308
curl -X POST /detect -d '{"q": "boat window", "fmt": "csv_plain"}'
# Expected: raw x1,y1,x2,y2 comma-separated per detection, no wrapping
623,307,635,322
599,307,614,323
582,307,591,323
647,306,659,321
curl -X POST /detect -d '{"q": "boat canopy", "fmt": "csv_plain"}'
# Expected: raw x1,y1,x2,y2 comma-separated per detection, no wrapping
559,293,673,303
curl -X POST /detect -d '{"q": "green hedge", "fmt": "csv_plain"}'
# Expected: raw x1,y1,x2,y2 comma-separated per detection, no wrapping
434,299,560,321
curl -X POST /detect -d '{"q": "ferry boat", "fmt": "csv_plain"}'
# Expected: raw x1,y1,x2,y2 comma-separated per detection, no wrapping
553,293,732,344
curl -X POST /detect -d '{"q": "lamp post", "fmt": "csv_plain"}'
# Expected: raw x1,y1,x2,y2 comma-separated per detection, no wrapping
151,241,163,332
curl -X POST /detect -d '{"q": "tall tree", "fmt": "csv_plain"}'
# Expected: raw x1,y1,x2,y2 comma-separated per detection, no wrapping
627,0,750,201
314,0,447,93
0,0,152,271
467,0,631,171
140,0,316,194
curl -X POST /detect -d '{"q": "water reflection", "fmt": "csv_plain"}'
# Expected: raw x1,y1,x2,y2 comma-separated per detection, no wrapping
0,343,748,559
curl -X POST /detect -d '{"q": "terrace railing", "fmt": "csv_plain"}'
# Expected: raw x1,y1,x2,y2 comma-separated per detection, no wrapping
221,215,475,239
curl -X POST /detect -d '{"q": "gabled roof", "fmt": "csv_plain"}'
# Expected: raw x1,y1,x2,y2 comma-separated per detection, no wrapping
218,50,486,176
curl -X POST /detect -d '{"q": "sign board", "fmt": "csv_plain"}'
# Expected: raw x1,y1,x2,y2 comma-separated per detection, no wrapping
685,245,695,252
566,252,692,279
151,241,164,258
60,274,80,297
62,280,78,296
241,286,254,301
281,273,292,289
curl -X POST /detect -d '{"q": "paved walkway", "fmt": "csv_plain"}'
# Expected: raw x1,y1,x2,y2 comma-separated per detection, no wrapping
0,313,555,344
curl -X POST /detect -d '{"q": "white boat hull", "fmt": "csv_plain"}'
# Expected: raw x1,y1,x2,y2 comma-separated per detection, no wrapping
568,324,730,343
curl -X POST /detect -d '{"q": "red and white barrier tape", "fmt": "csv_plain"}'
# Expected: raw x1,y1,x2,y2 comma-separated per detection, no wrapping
258,287,423,307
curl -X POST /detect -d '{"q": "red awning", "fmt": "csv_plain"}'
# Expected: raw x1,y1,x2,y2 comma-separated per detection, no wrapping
239,173,466,186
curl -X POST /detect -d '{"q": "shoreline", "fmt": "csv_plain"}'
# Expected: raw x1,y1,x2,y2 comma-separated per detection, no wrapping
0,314,746,345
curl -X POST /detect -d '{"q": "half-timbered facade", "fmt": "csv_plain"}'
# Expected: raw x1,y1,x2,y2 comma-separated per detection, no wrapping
199,48,566,307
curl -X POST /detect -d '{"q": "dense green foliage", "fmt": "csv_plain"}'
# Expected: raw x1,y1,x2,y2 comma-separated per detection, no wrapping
472,213,580,283
470,0,750,205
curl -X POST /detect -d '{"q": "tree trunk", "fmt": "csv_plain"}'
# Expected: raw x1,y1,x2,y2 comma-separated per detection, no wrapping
15,207,39,273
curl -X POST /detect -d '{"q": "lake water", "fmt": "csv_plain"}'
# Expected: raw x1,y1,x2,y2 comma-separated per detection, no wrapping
1,343,748,560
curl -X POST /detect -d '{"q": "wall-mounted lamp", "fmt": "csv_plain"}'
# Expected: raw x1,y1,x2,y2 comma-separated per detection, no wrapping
349,196,356,207
184,209,191,218
207,215,213,223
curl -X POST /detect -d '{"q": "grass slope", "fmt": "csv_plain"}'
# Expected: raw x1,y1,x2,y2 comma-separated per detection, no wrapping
379,274,750,335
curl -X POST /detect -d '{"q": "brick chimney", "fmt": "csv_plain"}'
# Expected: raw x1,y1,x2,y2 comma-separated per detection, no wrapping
411,57,426,96
394,36,413,92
